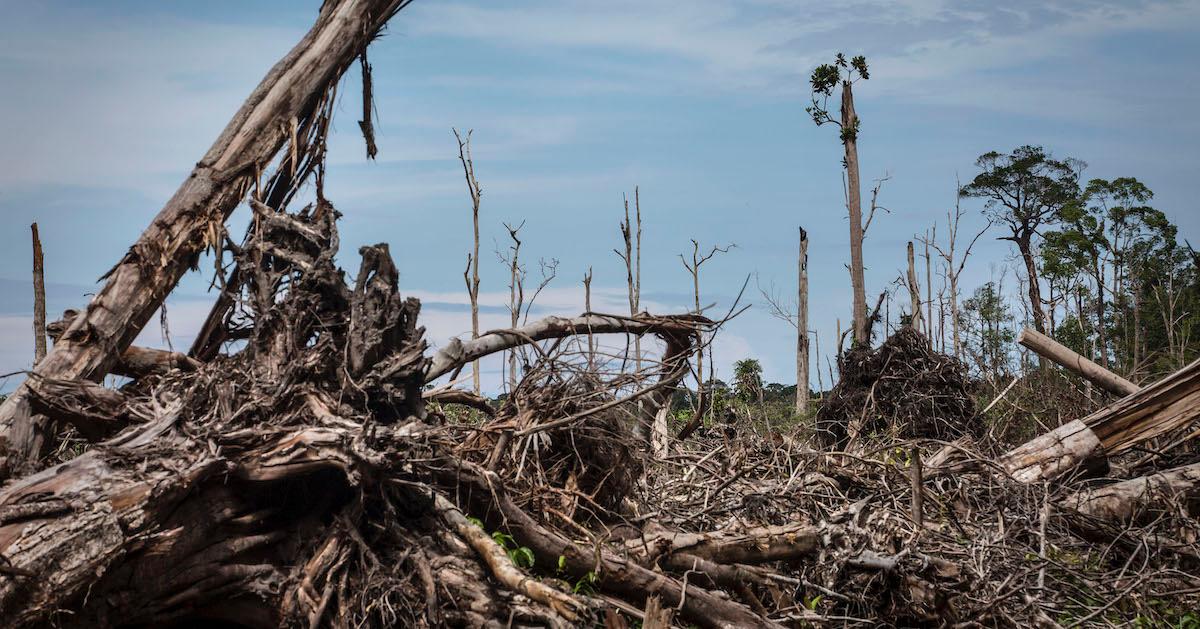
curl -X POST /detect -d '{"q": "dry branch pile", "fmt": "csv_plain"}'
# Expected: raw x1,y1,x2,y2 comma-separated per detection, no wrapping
0,2,1198,628
816,327,978,448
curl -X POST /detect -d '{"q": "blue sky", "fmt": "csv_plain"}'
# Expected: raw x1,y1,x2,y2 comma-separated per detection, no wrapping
1,0,1198,392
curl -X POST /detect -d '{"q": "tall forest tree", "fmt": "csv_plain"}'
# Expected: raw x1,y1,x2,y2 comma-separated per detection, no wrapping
1044,177,1177,374
807,53,871,346
960,145,1081,340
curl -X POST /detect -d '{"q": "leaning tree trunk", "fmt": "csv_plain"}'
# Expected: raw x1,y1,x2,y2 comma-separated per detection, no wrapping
0,0,411,478
1017,328,1138,397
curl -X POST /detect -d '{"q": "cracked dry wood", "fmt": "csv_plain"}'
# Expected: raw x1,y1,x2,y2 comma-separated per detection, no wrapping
0,0,411,477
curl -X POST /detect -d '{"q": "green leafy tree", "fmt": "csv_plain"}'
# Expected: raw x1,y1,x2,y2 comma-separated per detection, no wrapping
733,358,764,404
960,146,1082,337
1044,177,1175,370
961,282,1016,376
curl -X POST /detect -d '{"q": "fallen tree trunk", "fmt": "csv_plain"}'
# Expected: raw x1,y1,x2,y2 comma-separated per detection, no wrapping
0,0,413,478
1017,328,1139,397
48,310,200,380
1064,461,1200,523
425,313,709,382
998,419,1107,483
449,462,781,629
998,357,1200,483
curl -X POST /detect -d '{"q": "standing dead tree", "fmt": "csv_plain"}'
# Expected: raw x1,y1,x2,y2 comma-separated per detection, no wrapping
614,188,644,371
497,222,558,391
921,190,990,360
30,224,46,365
677,239,734,439
808,53,870,346
583,266,595,368
0,0,415,478
906,241,923,331
455,128,484,394
797,227,810,414
758,227,810,414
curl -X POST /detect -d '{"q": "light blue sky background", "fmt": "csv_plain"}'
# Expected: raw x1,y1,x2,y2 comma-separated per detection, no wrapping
1,0,1198,392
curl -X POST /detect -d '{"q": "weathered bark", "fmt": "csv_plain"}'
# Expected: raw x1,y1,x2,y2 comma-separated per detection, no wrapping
1018,328,1139,397
426,313,707,383
25,377,130,441
1065,462,1200,523
999,356,1200,482
842,81,868,346
49,310,200,380
906,240,922,331
0,0,412,477
31,224,46,365
797,227,810,414
998,419,1106,483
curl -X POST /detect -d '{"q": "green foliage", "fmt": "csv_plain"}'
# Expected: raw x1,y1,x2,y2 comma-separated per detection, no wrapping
489,531,535,569
805,52,869,142
467,518,536,569
960,145,1081,236
571,570,599,595
732,358,764,402
961,282,1015,374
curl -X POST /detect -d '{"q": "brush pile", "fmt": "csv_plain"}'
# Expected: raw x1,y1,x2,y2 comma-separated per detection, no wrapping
0,2,1197,626
816,326,978,447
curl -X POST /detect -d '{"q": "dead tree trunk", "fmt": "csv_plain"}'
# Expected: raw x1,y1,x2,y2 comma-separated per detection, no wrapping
454,128,483,394
30,224,46,365
0,0,412,478
842,81,868,347
1017,328,1139,397
906,240,923,331
797,227,810,415
999,356,1200,482
1064,461,1200,523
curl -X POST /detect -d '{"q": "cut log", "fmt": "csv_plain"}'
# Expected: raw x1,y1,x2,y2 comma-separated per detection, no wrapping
998,357,1200,483
1017,328,1139,397
1087,356,1200,453
0,0,412,478
998,419,1106,483
1064,462,1200,523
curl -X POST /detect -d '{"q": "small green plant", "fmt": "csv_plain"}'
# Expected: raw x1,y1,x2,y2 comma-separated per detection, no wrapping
489,531,535,568
572,571,599,595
